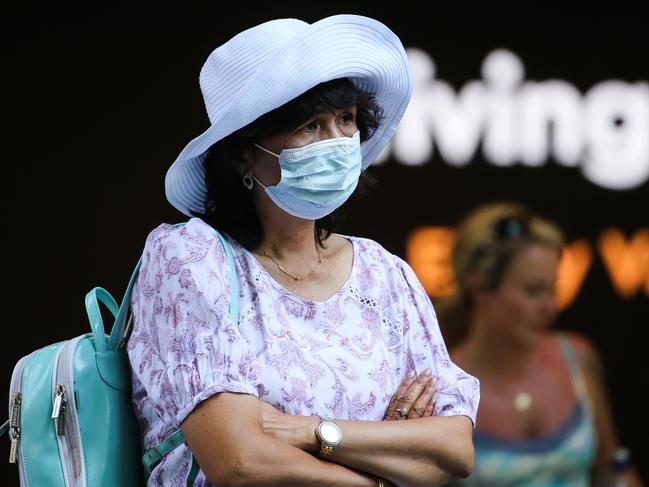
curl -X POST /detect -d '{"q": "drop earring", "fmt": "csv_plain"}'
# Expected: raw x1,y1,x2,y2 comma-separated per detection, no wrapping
242,174,254,190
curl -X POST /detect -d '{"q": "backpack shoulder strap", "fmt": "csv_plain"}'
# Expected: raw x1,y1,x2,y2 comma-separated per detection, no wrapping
109,223,239,351
141,429,186,472
141,225,239,485
217,230,239,320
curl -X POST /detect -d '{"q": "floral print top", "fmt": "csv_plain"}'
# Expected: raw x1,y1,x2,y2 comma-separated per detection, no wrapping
127,217,480,486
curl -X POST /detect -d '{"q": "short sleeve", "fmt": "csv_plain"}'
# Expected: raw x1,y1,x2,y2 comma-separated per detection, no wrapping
395,256,480,427
128,220,260,431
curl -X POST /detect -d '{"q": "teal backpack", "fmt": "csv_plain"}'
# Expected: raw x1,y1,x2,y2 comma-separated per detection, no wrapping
2,227,238,486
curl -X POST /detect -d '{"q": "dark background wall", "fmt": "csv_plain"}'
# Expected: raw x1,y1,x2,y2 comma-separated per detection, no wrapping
3,5,647,484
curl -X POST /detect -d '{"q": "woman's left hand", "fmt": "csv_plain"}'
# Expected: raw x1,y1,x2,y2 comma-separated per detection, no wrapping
383,369,437,421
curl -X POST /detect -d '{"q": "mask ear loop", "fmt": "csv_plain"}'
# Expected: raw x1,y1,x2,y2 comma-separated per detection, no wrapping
253,175,268,189
253,143,280,158
251,143,280,189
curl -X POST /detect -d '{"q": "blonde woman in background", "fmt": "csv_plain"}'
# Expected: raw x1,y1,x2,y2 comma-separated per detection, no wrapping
438,202,643,487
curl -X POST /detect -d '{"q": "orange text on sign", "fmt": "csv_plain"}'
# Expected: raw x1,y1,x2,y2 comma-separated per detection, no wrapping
406,227,649,309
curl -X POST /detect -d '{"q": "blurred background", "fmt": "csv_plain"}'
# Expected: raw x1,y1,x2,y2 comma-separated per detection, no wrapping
4,5,648,484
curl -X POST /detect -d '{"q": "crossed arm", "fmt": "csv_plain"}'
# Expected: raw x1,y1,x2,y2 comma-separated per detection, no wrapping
182,371,474,487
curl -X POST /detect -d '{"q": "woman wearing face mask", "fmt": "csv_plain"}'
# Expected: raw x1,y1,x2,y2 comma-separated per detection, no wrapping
438,202,643,487
127,14,479,487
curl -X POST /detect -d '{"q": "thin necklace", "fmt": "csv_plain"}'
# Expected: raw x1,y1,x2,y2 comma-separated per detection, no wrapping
263,248,324,281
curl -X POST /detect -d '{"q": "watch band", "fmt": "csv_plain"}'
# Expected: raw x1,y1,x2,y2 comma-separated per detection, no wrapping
319,444,335,457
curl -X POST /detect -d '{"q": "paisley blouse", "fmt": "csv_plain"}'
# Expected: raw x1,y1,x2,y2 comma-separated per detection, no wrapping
127,217,480,486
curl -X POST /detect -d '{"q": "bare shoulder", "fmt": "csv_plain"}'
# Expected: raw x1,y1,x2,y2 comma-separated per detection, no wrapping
560,331,605,380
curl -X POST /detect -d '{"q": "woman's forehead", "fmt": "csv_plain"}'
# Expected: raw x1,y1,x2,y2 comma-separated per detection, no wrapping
508,244,560,277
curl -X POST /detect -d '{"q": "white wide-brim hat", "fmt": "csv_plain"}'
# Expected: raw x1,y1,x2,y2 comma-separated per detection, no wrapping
165,14,413,217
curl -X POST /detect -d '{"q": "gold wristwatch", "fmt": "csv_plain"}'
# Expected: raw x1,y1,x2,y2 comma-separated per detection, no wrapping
314,418,342,458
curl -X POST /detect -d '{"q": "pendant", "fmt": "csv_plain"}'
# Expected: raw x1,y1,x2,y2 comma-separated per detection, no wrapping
514,392,532,412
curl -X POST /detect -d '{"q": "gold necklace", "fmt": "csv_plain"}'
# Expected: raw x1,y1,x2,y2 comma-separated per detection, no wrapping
263,248,324,281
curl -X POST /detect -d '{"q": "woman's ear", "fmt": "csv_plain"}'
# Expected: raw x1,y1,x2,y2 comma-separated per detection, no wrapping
237,146,256,176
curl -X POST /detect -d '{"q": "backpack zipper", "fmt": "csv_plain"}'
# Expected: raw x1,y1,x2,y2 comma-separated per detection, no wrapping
52,335,88,487
51,384,67,436
51,344,73,487
8,353,32,485
9,393,22,463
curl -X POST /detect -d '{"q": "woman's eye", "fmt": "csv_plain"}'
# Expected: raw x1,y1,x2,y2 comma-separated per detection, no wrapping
302,121,318,132
340,112,355,124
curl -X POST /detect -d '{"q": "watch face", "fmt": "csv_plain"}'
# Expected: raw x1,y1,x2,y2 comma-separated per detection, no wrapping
320,422,341,443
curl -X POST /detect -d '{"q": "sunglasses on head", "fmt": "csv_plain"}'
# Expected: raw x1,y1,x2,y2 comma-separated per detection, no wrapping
491,214,530,241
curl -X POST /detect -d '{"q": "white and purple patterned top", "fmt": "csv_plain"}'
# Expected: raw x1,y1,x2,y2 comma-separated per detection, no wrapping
127,217,480,486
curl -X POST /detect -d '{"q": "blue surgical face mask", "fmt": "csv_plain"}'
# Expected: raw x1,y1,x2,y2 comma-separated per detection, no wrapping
252,131,362,220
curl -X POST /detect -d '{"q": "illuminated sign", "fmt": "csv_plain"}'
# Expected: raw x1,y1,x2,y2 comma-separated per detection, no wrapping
598,228,649,298
407,227,649,308
378,48,649,191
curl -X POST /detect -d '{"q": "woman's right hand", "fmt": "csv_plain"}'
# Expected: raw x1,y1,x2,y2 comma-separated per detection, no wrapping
383,369,437,421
